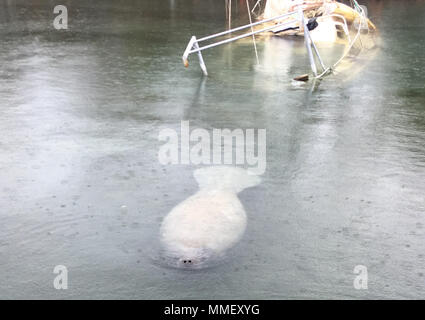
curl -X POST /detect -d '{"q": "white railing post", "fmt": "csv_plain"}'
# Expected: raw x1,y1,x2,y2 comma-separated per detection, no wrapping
307,29,326,70
182,36,208,76
193,38,208,76
299,6,317,76
182,36,196,67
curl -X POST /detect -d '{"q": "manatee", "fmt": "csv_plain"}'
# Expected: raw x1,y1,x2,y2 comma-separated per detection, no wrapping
159,166,261,269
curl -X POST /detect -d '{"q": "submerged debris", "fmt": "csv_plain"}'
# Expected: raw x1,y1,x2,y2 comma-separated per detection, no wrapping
294,74,309,82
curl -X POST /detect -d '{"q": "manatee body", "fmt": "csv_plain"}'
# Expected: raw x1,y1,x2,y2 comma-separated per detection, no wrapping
160,166,261,268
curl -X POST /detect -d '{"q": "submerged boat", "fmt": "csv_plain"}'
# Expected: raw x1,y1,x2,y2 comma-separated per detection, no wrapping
182,0,378,81
262,0,376,41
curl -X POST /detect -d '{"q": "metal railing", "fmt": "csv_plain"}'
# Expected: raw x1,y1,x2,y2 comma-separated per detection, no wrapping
182,6,326,77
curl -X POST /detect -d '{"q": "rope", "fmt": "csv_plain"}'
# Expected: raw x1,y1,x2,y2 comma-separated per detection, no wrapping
229,0,232,30
251,0,262,14
246,0,260,65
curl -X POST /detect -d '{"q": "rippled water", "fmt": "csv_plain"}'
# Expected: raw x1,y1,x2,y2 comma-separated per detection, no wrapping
0,0,424,299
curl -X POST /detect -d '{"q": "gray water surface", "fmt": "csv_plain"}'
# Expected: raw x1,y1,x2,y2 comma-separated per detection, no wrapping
0,0,424,299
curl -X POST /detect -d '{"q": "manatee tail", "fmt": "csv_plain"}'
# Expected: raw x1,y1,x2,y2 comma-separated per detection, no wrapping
193,166,261,193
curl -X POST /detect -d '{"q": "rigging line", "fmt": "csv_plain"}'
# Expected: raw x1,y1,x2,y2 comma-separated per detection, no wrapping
246,0,260,65
251,0,262,14
229,0,232,30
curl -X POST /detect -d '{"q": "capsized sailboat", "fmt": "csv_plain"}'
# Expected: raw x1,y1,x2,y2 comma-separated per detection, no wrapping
182,0,378,80
261,0,376,42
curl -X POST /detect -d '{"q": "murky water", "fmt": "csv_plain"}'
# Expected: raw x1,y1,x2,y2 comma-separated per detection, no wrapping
0,0,424,299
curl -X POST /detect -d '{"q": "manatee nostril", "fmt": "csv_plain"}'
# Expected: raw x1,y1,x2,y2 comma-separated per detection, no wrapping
188,260,192,263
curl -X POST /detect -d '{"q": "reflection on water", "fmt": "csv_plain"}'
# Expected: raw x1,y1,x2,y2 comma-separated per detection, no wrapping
0,0,424,299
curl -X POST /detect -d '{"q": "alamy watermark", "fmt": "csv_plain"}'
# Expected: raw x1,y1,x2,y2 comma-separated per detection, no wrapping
353,265,368,290
53,5,68,30
158,121,266,175
53,265,68,290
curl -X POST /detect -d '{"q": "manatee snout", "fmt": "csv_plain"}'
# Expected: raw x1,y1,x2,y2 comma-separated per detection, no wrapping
175,249,211,269
157,247,214,269
178,258,196,268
